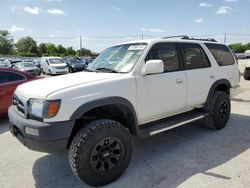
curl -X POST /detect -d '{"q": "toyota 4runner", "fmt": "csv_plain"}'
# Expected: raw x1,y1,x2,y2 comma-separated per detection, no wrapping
8,36,240,186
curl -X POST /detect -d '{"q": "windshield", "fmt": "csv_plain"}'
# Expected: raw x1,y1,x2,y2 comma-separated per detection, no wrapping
21,63,36,68
49,58,65,64
69,59,82,64
87,43,147,73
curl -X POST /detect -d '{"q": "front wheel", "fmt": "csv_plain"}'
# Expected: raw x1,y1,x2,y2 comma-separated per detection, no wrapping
69,119,132,186
244,75,250,80
202,91,231,130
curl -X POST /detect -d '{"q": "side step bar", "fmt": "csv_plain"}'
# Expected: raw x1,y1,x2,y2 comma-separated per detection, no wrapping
138,110,208,138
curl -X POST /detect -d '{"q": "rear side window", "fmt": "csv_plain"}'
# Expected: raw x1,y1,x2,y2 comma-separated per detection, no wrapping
181,43,210,70
0,71,25,84
205,43,235,66
145,43,180,72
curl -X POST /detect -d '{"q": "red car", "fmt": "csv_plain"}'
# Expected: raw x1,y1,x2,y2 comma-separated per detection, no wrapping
0,68,41,117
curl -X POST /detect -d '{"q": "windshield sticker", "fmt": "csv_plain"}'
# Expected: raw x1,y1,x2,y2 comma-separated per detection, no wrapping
128,45,146,51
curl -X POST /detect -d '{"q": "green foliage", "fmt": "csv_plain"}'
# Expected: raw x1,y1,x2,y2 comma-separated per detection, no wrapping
15,36,39,56
1,30,96,57
228,43,249,53
0,30,14,55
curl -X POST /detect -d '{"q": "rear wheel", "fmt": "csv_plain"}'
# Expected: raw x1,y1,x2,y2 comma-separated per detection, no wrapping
202,91,231,130
69,119,132,186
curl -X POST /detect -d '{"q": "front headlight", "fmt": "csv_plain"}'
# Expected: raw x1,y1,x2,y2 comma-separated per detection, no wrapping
28,99,61,119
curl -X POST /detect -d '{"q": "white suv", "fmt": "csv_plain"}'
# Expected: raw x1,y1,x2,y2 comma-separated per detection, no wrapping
9,36,240,186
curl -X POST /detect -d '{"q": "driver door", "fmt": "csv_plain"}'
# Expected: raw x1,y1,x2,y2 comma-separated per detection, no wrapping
137,43,187,124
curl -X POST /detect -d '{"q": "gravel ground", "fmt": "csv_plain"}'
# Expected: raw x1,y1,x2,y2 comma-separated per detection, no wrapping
0,60,249,188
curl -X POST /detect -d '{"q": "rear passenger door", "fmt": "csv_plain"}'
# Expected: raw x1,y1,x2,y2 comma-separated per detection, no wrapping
180,43,214,107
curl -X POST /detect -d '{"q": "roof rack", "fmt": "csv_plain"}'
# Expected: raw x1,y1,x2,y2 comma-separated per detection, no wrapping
162,35,217,42
162,35,189,39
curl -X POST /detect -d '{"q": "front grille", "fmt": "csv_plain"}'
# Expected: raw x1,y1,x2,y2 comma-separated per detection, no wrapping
56,66,66,69
13,95,25,115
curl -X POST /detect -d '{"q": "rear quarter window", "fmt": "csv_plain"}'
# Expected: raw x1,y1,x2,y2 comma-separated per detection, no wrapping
205,43,235,66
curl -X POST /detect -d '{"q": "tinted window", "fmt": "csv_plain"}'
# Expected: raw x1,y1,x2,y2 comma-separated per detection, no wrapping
0,72,25,84
146,43,179,72
205,43,235,66
181,43,210,70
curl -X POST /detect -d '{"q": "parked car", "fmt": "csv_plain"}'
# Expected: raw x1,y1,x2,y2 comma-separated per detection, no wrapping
244,61,250,80
0,60,12,68
40,57,68,75
0,68,41,117
13,62,41,76
66,59,87,73
9,36,240,186
33,59,41,68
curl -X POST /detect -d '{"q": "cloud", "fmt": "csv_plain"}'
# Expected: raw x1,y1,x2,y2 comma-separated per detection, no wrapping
24,6,41,14
216,6,232,15
9,25,32,33
112,6,121,11
195,18,204,23
141,27,165,33
199,3,213,7
224,0,238,2
47,8,65,15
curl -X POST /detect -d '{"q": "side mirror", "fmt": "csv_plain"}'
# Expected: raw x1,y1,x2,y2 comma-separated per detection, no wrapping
142,60,164,75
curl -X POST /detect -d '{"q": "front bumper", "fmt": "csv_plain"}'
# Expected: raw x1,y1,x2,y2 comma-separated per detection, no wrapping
50,68,68,75
8,106,75,153
72,66,84,72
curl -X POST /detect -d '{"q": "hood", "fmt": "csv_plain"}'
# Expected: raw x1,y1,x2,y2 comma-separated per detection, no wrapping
15,72,122,99
23,67,37,71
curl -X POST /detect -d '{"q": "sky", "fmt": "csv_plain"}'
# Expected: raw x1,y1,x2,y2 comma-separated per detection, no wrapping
1,0,250,52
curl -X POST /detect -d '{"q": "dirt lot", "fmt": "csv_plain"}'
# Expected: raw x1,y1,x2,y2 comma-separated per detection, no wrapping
0,60,250,188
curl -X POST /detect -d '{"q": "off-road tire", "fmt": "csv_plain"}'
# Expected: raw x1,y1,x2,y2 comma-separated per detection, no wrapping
202,91,231,130
244,75,250,80
69,119,132,186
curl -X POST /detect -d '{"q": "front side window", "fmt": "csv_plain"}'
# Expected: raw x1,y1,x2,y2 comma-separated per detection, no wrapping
181,43,210,70
87,43,147,73
205,43,235,66
0,72,25,84
146,43,180,72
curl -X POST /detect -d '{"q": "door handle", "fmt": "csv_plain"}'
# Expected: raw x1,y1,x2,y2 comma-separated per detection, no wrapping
210,74,215,79
176,78,184,84
0,91,6,95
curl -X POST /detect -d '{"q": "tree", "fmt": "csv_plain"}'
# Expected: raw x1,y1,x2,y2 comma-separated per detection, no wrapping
228,43,247,53
57,44,67,56
16,36,39,56
46,43,57,56
0,30,14,55
76,48,93,56
38,43,47,55
66,47,76,56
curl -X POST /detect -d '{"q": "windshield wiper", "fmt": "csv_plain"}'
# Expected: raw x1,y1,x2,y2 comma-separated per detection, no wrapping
95,67,123,73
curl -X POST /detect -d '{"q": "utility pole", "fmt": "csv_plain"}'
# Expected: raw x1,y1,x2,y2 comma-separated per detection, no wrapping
224,33,227,44
80,35,82,57
141,34,144,40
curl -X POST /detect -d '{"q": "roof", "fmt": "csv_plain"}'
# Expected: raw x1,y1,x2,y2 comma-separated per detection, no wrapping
115,37,219,47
